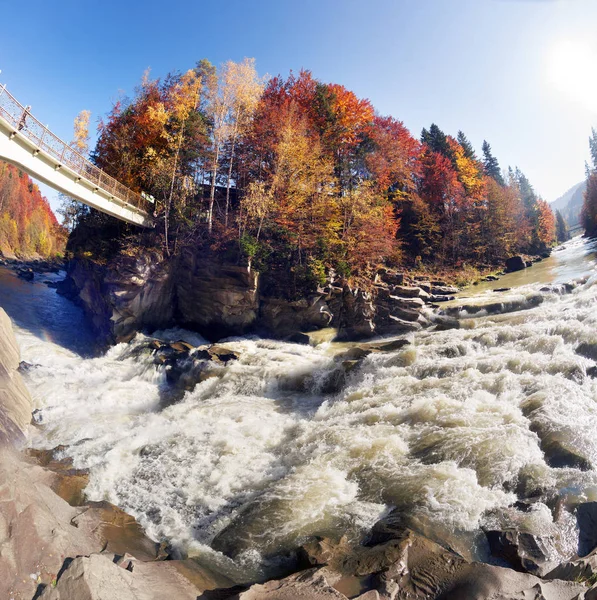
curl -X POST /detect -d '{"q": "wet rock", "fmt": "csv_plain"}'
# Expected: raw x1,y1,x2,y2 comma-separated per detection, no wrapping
485,529,558,576
18,360,35,372
17,267,34,281
576,342,597,362
505,256,527,272
430,315,460,331
429,294,455,302
443,293,544,318
55,275,80,300
538,431,592,471
286,332,311,345
336,287,376,341
493,287,511,292
26,447,90,506
390,306,421,323
299,534,412,578
261,296,333,338
430,285,459,295
483,275,500,281
292,528,585,600
385,315,422,333
390,285,423,298
577,503,597,557
335,347,372,362
366,339,410,352
587,366,597,378
176,253,261,339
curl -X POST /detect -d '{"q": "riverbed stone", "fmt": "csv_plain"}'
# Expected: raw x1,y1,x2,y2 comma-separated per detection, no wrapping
505,256,527,272
485,529,558,576
576,502,597,557
38,552,230,600
430,285,459,295
231,568,348,600
390,285,423,298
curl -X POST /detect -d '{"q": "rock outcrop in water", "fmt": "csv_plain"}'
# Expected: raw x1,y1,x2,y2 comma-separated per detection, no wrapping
209,528,588,600
58,250,460,344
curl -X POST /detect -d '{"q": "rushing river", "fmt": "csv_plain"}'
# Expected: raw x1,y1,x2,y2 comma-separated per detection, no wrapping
4,236,597,582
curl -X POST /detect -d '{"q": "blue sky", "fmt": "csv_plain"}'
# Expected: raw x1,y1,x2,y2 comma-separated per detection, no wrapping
1,0,596,214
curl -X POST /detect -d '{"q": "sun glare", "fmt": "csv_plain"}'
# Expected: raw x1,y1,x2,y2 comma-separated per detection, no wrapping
548,39,597,112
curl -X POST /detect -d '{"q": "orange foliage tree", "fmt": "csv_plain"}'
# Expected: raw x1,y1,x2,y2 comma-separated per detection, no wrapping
0,162,65,257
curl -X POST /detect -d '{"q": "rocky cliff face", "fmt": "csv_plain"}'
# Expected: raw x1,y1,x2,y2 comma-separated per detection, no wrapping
60,249,462,344
0,308,32,445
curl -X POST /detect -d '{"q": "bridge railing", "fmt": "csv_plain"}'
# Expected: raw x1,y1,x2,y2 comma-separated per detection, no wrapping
0,84,147,213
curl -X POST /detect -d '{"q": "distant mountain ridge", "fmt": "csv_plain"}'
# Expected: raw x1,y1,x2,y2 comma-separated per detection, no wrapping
551,181,585,226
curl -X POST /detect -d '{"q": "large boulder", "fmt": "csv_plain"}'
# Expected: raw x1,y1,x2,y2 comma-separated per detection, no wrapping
38,552,232,600
176,251,259,339
485,529,558,576
577,503,597,557
0,308,32,445
219,529,586,600
260,296,333,338
335,286,376,340
505,256,527,272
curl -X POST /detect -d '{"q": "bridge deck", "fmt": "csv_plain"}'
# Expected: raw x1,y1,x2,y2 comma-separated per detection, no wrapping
0,85,152,227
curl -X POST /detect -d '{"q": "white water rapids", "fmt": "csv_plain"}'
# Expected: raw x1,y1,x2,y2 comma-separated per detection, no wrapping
8,236,597,582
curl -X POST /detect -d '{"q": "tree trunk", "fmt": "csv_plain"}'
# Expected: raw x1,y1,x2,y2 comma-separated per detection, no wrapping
225,135,237,228
208,143,220,234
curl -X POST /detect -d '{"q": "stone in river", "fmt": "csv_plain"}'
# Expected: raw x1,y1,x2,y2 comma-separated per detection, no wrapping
505,255,526,272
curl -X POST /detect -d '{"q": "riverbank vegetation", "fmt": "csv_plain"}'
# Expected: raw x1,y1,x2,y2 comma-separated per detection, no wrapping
73,59,556,291
0,161,66,258
582,128,597,237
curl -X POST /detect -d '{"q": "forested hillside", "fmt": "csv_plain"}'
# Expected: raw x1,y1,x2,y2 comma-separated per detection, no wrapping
0,161,66,258
76,61,556,288
552,181,585,227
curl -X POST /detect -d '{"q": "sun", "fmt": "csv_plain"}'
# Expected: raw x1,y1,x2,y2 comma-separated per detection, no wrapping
548,39,597,112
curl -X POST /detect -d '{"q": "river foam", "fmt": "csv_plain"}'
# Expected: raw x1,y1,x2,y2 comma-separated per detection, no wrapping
15,236,597,581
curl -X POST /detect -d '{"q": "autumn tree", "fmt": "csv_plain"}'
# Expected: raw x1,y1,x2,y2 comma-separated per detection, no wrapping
0,162,65,257
59,109,92,231
365,115,420,199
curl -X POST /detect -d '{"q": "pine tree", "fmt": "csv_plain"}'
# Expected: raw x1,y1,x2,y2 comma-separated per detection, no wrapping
555,209,569,242
421,124,451,158
589,128,597,172
482,141,504,185
457,130,476,160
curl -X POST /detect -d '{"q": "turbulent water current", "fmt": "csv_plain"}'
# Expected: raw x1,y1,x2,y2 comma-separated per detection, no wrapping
4,236,597,582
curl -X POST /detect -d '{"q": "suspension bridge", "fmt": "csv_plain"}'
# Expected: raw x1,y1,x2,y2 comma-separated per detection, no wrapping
0,84,152,227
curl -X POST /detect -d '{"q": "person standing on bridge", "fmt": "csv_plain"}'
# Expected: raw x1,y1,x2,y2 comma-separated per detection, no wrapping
17,105,31,131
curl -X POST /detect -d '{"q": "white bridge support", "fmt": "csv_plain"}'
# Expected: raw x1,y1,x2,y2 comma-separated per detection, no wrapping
0,85,152,227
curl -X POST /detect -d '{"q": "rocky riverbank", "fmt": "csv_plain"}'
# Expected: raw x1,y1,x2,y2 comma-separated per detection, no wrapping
7,273,597,597
0,308,234,599
55,249,465,346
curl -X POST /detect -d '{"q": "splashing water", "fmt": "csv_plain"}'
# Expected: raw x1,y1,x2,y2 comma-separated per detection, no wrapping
8,236,597,581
